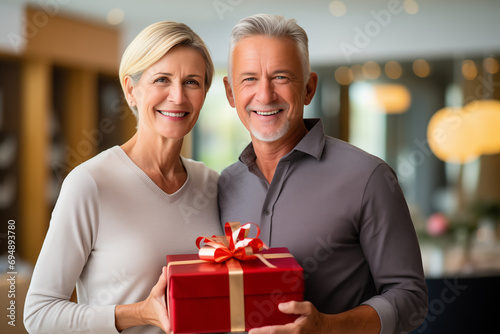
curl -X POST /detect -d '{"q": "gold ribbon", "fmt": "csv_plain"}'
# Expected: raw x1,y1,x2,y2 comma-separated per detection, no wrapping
196,222,267,264
167,253,294,332
226,258,245,331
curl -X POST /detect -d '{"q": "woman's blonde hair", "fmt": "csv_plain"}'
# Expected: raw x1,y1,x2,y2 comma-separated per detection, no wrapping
119,21,214,118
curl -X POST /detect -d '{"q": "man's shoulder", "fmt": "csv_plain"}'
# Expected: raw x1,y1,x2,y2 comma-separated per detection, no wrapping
219,160,248,187
323,136,386,168
221,159,245,173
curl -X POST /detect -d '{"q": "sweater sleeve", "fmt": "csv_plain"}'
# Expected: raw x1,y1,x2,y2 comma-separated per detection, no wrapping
24,167,119,334
359,164,428,334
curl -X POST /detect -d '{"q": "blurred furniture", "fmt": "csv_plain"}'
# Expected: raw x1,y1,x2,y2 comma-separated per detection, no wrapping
0,6,137,266
411,273,500,334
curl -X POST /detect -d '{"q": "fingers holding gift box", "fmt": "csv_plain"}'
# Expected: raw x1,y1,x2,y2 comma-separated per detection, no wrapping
166,222,304,333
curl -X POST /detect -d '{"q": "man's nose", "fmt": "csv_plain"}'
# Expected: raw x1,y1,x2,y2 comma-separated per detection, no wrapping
255,79,277,104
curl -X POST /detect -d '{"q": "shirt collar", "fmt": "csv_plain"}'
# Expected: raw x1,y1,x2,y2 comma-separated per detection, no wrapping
238,118,326,166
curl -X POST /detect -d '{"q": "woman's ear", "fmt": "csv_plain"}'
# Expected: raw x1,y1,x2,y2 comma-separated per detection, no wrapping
124,76,136,107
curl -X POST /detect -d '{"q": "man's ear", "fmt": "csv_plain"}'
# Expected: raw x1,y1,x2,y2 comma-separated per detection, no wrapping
304,72,318,106
223,76,236,108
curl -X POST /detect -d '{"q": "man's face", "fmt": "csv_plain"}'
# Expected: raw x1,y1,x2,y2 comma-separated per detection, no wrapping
224,35,316,144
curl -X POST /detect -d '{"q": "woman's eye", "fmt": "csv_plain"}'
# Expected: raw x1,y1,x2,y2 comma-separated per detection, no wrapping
186,79,200,86
154,77,168,83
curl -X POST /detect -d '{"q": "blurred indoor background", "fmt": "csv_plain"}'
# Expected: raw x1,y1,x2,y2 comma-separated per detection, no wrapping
1,0,500,332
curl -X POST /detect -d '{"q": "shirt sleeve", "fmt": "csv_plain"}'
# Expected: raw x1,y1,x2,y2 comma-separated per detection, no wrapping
23,167,120,334
359,163,428,334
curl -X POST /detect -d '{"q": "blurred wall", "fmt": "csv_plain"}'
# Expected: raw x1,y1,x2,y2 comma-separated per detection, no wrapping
0,5,136,265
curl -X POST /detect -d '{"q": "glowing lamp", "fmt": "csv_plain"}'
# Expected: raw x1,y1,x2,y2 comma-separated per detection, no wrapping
427,107,481,163
463,99,500,155
374,84,412,114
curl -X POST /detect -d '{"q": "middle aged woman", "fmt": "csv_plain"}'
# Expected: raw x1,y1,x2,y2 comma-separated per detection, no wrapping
24,21,221,334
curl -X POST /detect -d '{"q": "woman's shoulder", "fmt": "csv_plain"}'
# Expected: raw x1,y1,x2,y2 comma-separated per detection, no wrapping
181,157,219,188
63,146,122,186
72,146,126,173
182,157,218,177
75,146,121,170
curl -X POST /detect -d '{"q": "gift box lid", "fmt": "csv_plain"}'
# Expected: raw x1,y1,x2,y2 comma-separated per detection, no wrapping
167,247,304,299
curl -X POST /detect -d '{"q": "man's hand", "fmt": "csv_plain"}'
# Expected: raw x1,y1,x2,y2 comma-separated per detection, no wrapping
248,301,381,334
249,301,329,334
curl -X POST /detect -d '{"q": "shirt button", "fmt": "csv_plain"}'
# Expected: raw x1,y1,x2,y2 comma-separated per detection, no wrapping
264,209,270,216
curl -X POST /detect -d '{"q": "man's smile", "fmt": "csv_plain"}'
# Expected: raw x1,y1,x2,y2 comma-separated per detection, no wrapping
254,109,282,116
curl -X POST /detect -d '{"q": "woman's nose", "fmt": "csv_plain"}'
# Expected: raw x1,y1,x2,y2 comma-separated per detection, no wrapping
168,82,186,105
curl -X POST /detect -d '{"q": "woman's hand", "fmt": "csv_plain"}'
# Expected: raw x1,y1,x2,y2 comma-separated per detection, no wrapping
139,266,171,331
115,266,172,333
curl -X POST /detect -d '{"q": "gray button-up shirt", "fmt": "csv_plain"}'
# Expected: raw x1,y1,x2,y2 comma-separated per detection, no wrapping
218,119,427,334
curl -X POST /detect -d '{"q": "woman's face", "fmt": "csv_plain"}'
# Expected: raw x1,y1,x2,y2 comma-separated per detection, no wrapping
128,46,206,141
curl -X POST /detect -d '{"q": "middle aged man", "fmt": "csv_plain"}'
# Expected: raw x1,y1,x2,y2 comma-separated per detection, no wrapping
218,14,428,334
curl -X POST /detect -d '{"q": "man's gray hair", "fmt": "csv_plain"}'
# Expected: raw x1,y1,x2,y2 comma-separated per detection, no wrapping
227,14,311,85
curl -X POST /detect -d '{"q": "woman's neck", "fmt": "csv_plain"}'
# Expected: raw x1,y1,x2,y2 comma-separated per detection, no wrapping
121,131,187,194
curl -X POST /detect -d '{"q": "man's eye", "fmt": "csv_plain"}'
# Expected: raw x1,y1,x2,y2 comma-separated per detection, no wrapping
275,76,288,81
243,77,256,82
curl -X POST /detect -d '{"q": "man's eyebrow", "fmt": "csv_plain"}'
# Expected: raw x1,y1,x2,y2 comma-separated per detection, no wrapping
238,72,258,77
237,70,296,77
272,69,296,75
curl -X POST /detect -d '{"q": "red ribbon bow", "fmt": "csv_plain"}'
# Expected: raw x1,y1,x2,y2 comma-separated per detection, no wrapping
196,222,274,267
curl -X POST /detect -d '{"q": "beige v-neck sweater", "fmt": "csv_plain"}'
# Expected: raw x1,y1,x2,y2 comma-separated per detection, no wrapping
24,146,222,333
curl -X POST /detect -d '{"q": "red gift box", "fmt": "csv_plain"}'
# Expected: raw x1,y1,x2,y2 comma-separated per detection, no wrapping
166,247,304,333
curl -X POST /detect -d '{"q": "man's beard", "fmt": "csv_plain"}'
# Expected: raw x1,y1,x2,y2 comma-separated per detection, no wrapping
246,103,289,142
250,120,290,142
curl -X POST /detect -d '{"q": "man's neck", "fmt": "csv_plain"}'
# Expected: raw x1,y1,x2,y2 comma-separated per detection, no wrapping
252,122,308,184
